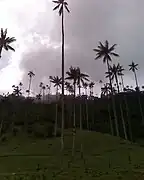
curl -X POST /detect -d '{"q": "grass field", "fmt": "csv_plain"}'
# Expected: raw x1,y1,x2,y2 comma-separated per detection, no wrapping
0,131,144,179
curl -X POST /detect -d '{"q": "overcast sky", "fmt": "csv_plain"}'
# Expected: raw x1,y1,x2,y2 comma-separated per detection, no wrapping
0,0,144,95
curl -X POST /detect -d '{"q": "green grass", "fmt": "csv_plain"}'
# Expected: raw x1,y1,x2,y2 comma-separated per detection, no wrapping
0,131,144,179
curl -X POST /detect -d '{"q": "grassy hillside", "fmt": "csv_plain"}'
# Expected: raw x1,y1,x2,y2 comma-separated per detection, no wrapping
0,131,144,179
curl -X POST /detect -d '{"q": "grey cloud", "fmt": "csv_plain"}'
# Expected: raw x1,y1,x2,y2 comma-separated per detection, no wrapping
20,0,144,93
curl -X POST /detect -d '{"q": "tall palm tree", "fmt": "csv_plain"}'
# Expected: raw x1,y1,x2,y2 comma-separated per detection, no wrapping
39,82,43,95
49,76,62,95
77,67,89,96
101,83,111,97
89,82,95,97
105,64,122,93
66,67,78,97
53,0,70,152
42,85,46,102
49,76,62,137
129,61,139,88
27,71,35,97
93,40,119,136
0,28,16,58
83,82,88,96
46,84,51,102
129,62,144,125
66,66,78,157
118,65,125,91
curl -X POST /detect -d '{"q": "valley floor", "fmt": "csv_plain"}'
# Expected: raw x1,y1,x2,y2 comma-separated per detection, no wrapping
0,131,144,179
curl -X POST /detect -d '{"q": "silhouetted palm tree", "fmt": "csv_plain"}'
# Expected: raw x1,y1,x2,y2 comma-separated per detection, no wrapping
49,76,62,95
129,61,139,88
12,85,22,97
49,76,62,137
106,64,122,93
53,0,70,152
36,93,42,100
93,40,119,136
27,71,35,97
118,64,125,91
42,85,46,102
101,83,111,96
46,84,51,102
89,82,95,97
66,67,78,97
66,66,78,157
39,82,43,95
83,82,88,96
0,28,16,58
77,68,89,96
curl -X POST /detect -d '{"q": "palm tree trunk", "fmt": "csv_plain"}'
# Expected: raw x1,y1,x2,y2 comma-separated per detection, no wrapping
108,103,114,136
72,82,76,158
121,75,125,90
54,86,58,137
106,60,119,137
28,77,32,97
0,46,2,58
115,74,120,93
124,95,133,141
120,102,128,140
134,70,139,88
61,6,65,152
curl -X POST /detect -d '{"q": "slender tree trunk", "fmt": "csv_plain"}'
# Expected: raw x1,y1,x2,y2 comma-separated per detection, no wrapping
106,60,119,137
108,103,114,136
120,101,128,140
61,7,65,152
124,95,133,141
134,70,139,88
0,46,3,58
28,77,32,97
115,74,120,93
121,75,125,90
54,86,58,137
72,82,76,158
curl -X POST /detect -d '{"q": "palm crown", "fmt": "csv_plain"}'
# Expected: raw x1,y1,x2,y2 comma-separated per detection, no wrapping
93,40,119,63
105,63,122,80
53,0,70,15
0,28,16,57
28,71,35,78
49,76,62,88
129,61,138,72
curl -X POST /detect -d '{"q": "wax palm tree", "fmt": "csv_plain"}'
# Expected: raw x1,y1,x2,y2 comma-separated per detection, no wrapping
129,62,144,124
39,82,43,95
0,28,16,58
105,64,122,93
89,82,95,97
66,66,78,157
53,0,70,152
46,84,51,102
27,71,35,97
49,76,62,137
83,82,88,96
101,83,111,96
12,85,22,97
118,64,125,91
36,93,42,100
42,85,46,102
77,67,89,96
49,76,62,95
93,40,119,136
66,67,78,97
129,61,139,88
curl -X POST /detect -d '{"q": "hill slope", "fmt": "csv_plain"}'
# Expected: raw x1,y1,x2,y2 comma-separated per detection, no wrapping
0,131,144,179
